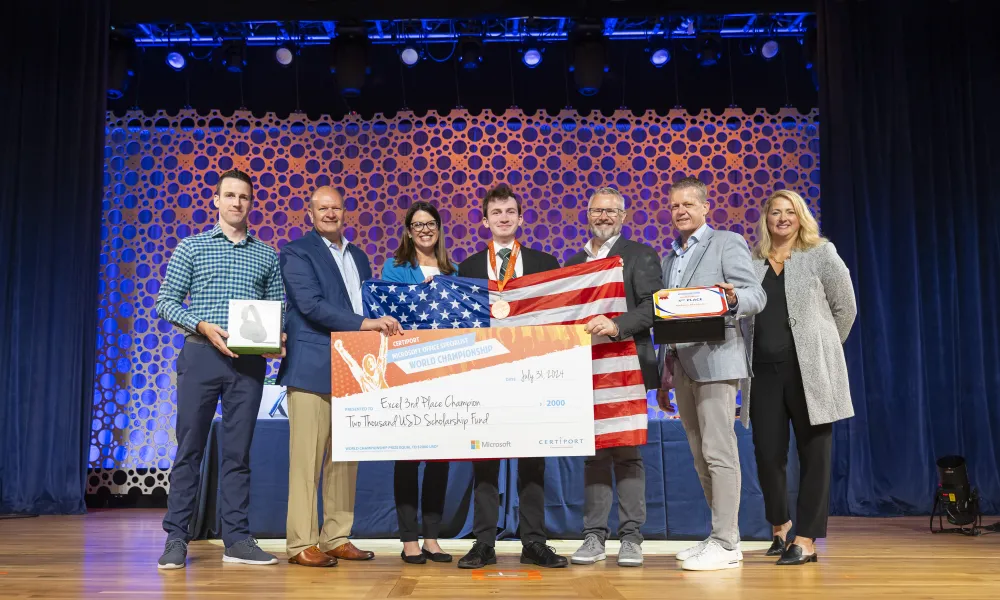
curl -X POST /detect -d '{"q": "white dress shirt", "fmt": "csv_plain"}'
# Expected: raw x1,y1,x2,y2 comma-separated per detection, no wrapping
584,234,622,262
326,236,364,316
486,240,524,281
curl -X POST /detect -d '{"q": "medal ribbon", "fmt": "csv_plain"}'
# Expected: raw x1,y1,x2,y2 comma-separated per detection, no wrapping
488,240,520,292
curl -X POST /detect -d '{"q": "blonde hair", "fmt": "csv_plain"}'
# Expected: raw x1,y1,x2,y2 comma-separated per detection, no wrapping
753,189,825,259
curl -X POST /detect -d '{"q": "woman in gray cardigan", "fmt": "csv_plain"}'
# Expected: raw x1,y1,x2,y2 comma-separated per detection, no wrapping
749,190,857,566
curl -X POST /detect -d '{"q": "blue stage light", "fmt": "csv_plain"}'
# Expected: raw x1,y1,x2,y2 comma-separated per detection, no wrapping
166,52,186,71
400,46,419,66
458,38,482,70
650,48,670,67
696,33,722,67
522,48,542,68
221,41,247,73
275,46,294,67
761,39,780,61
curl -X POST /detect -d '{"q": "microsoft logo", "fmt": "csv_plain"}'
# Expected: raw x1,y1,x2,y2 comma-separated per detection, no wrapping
469,440,512,449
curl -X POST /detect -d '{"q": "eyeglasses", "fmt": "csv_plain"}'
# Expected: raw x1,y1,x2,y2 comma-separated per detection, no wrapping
588,208,624,217
409,220,439,232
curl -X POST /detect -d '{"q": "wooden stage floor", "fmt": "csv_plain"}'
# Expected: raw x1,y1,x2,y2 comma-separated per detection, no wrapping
2,509,999,599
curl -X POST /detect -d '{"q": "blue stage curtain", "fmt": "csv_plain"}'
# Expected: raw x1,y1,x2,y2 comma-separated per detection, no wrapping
0,0,108,513
818,0,1000,515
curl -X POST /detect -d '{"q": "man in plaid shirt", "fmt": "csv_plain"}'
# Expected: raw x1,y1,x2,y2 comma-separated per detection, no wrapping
154,168,284,569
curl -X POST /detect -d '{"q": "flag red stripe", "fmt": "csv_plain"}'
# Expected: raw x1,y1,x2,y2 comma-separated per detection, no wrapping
488,256,624,292
593,399,648,421
596,429,648,449
485,257,647,450
508,281,626,316
532,312,625,327
594,369,646,390
592,340,639,359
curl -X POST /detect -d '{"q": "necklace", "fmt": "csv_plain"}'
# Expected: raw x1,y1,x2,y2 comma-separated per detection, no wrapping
770,250,792,264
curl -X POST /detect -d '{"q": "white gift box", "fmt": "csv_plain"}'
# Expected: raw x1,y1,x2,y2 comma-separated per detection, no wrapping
226,299,282,354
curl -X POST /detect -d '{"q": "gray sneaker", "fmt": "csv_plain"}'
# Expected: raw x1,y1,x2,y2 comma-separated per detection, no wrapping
617,540,643,567
223,537,278,565
571,534,607,565
158,539,188,570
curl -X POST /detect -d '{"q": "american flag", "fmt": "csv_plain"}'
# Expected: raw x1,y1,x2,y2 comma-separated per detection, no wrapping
363,256,647,449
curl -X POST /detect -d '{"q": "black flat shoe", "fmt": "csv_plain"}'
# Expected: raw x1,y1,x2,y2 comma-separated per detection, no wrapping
400,550,427,564
766,535,787,556
776,543,817,566
422,548,453,563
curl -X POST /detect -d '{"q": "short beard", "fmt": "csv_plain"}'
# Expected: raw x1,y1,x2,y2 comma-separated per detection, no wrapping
590,222,623,242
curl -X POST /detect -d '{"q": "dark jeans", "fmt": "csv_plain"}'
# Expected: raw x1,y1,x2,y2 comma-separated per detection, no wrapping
394,460,450,542
750,360,833,539
162,338,265,547
472,458,546,547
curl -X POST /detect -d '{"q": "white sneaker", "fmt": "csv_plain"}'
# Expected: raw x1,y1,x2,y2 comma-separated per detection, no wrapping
675,539,709,561
681,540,741,571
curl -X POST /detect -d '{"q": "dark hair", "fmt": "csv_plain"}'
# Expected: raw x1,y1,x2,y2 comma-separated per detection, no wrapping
215,168,254,196
668,176,708,203
392,201,456,275
482,183,521,215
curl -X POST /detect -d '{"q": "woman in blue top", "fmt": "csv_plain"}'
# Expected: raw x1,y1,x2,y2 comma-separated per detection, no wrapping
382,201,457,564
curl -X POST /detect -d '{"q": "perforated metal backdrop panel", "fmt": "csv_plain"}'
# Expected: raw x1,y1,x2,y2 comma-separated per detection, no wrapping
89,108,819,494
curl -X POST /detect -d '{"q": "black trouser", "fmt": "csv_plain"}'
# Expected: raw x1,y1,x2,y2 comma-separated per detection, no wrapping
750,360,833,539
163,338,265,547
472,458,546,546
394,460,451,542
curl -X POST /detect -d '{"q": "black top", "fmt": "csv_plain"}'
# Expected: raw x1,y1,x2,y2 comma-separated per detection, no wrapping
753,261,796,363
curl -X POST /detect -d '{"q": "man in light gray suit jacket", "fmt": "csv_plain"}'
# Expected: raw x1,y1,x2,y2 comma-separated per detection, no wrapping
655,177,765,571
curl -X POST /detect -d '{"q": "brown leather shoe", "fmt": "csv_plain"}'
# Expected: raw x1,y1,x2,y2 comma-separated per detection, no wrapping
288,545,338,567
325,541,375,561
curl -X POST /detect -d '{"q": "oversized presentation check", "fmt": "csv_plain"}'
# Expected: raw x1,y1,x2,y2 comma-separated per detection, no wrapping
329,325,595,461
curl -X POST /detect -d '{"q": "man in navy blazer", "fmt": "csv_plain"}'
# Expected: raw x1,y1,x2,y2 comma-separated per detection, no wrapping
277,186,401,568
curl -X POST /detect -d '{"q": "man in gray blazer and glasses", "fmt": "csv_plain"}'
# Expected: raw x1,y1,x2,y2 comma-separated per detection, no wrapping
656,177,766,571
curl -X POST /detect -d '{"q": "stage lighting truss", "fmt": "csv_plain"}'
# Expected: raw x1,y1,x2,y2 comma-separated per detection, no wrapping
125,14,811,49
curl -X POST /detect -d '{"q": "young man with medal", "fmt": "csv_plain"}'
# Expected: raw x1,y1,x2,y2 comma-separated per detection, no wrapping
456,183,566,569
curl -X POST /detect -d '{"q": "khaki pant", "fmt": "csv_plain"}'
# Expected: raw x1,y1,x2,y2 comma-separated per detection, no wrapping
673,362,741,550
286,387,359,557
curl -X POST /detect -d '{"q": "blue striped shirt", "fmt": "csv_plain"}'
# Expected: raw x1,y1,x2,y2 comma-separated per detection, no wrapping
326,237,364,316
154,223,283,334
